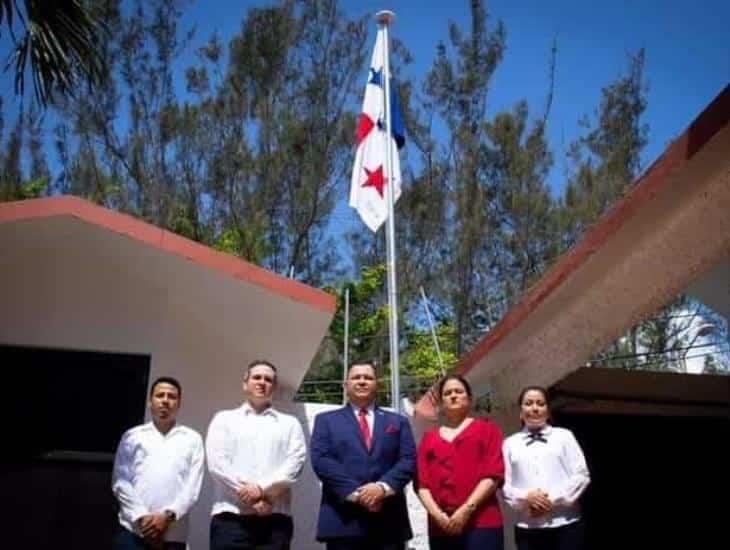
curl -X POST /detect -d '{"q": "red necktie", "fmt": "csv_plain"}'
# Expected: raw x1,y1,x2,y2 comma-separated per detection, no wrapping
358,408,372,450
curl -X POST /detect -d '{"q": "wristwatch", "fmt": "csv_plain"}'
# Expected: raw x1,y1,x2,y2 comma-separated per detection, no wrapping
164,510,177,522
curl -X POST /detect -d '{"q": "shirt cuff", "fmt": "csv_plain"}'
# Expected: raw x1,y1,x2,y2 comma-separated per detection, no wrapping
166,502,184,520
377,481,394,497
260,477,293,494
130,507,149,524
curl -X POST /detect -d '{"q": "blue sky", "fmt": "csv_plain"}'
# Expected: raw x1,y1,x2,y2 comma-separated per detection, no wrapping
178,0,729,192
1,0,729,194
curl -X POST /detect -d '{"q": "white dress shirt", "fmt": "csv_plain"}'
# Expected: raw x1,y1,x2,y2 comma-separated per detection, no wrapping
206,402,307,517
112,422,204,542
502,424,590,529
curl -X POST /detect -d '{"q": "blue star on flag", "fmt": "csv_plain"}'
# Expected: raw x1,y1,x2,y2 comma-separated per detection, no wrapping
368,67,383,87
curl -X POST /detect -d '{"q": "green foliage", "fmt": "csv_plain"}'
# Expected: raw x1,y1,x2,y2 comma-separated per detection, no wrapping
298,265,388,403
15,177,48,199
485,100,557,304
299,263,460,404
401,323,458,400
213,220,271,266
0,176,48,201
0,105,50,201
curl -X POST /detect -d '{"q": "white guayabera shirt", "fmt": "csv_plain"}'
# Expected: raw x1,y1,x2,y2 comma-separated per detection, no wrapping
112,422,205,542
206,402,307,517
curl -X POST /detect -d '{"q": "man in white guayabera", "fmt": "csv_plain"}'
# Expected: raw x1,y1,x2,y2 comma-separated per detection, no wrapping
206,360,307,550
112,376,204,549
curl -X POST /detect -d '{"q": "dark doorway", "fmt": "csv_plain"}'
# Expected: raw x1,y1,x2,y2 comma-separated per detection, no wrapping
556,412,729,549
0,345,150,549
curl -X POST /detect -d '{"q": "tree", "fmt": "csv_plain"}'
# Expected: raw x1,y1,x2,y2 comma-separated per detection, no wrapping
298,264,458,404
485,98,557,309
298,264,390,404
1,0,107,106
0,101,50,200
560,49,648,247
414,0,506,354
216,0,369,283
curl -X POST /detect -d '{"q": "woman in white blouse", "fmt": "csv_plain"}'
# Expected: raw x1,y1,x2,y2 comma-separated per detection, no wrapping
502,386,590,550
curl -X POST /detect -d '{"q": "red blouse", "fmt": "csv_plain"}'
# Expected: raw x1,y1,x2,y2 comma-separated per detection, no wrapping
417,418,505,533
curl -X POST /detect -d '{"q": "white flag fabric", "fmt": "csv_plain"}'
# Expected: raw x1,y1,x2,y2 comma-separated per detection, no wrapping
349,28,404,233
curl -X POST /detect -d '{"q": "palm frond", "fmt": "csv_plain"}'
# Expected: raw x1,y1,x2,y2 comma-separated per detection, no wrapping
4,0,107,106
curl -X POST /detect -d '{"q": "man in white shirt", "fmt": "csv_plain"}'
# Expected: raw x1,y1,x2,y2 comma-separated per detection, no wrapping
206,360,307,550
112,376,204,550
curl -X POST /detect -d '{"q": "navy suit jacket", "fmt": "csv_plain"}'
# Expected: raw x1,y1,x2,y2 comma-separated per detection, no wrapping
311,405,416,542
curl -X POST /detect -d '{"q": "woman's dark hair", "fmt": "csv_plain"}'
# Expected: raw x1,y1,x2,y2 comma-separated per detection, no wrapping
438,374,473,401
517,385,549,407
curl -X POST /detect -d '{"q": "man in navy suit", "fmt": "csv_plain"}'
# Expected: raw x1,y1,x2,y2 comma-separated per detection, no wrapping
311,361,416,550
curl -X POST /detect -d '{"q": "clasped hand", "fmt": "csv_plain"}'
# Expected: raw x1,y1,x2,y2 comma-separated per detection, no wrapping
236,482,273,516
136,513,173,548
434,504,472,536
526,489,553,517
356,482,387,512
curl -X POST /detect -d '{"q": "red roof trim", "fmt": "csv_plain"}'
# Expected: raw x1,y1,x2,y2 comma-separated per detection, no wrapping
0,195,337,315
416,84,730,419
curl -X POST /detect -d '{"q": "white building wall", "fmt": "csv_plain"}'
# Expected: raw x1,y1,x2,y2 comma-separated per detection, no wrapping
0,246,432,549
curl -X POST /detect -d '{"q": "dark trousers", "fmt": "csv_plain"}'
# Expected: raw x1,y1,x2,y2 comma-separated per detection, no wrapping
210,512,293,550
429,526,504,550
515,521,585,550
324,539,404,550
114,528,186,550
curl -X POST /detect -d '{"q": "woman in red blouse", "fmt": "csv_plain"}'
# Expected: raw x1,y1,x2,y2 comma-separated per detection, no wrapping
416,375,505,550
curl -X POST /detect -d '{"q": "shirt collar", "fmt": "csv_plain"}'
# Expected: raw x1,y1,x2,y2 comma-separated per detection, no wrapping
144,421,180,437
241,401,278,418
521,424,552,438
350,402,375,415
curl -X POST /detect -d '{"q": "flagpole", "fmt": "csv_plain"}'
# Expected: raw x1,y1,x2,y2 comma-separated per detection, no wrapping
342,287,350,405
376,10,400,412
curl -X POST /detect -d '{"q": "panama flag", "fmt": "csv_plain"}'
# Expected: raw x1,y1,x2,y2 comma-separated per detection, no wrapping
349,28,406,232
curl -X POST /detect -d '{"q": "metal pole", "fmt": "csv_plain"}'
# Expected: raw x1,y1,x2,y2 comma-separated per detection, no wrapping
420,286,446,377
376,10,400,411
343,287,350,404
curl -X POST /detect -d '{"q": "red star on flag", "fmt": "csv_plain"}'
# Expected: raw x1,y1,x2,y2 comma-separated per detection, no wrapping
362,165,387,198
